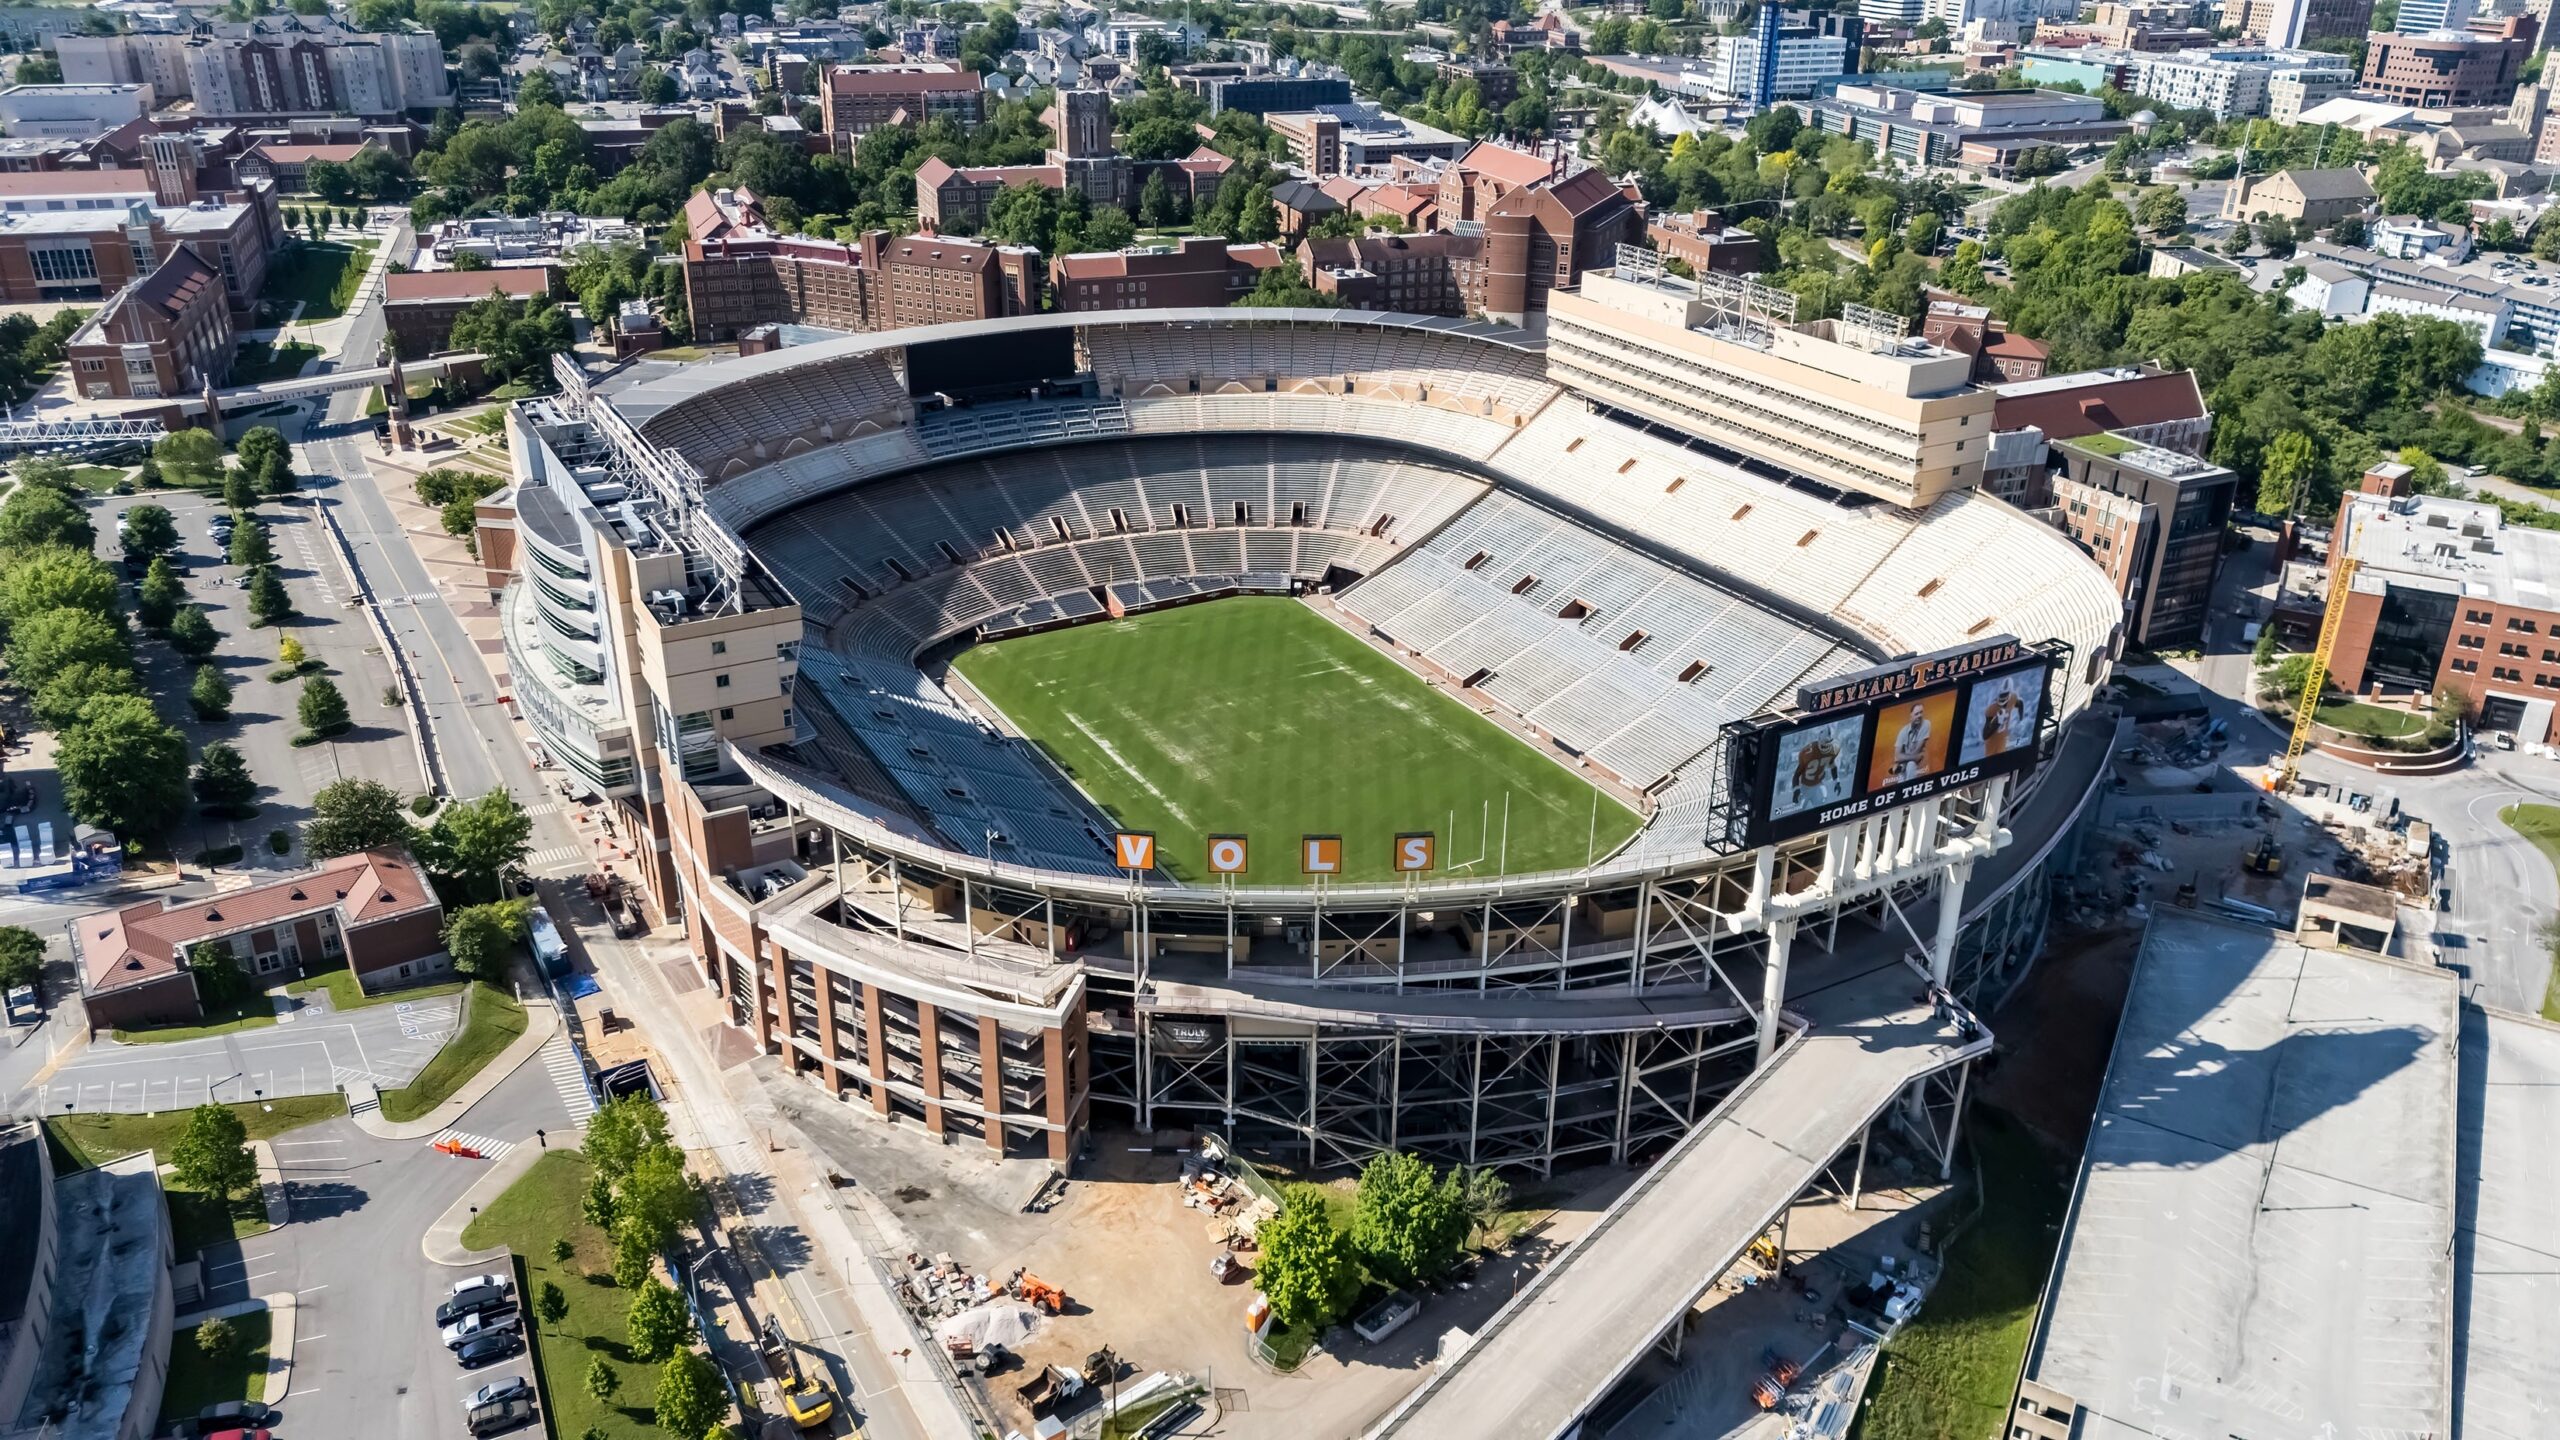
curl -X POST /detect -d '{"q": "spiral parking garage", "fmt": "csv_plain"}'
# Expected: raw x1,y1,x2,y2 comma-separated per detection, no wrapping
487,262,2122,1179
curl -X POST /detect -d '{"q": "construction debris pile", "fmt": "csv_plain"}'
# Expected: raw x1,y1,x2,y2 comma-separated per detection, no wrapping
896,1252,998,1321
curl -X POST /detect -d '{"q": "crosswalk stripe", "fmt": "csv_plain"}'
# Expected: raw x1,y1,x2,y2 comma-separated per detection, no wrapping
428,1129,516,1160
527,845,579,867
540,1033,596,1119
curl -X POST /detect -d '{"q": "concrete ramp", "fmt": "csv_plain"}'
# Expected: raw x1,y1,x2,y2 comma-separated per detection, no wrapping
1371,963,1986,1439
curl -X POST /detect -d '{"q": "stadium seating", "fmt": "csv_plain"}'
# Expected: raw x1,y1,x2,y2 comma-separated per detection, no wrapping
1087,322,1559,417
1338,491,1855,792
643,352,910,478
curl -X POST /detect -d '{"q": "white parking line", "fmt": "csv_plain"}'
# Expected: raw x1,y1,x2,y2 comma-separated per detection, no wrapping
298,1285,330,1294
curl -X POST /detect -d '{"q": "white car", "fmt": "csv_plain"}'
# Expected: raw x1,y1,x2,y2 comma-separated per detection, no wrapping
450,1273,514,1299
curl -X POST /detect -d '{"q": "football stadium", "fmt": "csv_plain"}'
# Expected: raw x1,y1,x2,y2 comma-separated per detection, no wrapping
491,248,2124,1434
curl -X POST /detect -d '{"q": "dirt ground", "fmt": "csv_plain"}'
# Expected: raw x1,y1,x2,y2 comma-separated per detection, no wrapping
1974,920,2141,1157
774,1095,1636,1440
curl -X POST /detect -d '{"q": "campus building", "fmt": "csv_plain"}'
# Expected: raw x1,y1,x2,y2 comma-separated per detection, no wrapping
62,242,231,400
2360,17,2536,108
383,266,560,358
1808,84,2131,172
72,850,447,1031
1050,236,1280,310
817,62,984,154
681,186,1041,341
57,15,452,121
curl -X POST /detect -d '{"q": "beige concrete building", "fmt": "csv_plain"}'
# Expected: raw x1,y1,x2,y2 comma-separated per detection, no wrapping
2221,166,2375,226
1543,256,1995,508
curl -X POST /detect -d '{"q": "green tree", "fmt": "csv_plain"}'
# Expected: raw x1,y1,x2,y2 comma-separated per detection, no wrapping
228,517,274,569
193,1314,237,1359
186,937,247,1002
153,428,222,486
0,485,93,553
1351,1150,1470,1288
2254,624,2281,666
1256,1184,1364,1330
612,1143,697,1256
422,788,533,899
639,66,679,104
537,1280,568,1328
189,663,233,721
303,778,413,857
2397,445,2452,493
277,635,306,671
2256,430,2319,516
236,427,298,496
582,1169,619,1232
298,674,352,737
2263,652,2321,706
58,694,190,838
2,546,121,623
625,1278,696,1363
584,1357,620,1402
32,661,141,733
442,899,530,981
224,470,258,515
1137,168,1176,228
583,1096,673,1185
137,556,183,629
193,741,256,815
167,605,219,660
169,1102,257,1199
246,566,293,627
611,1228,653,1288
119,503,178,561
2136,185,2188,233
653,1349,729,1440
8,606,127,682
0,926,44,992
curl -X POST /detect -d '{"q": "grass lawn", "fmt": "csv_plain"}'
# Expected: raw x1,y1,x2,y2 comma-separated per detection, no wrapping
2498,802,2560,1020
2316,697,2428,738
949,597,1643,882
230,337,322,384
64,464,129,493
112,992,278,1044
284,960,468,1014
462,1151,666,1440
1853,1112,2070,1440
159,1311,273,1424
259,239,375,322
49,1096,344,1258
378,982,528,1122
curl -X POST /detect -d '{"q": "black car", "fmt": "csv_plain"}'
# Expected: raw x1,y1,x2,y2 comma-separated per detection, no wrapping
455,1330,523,1369
436,1285,514,1328
466,1394,538,1436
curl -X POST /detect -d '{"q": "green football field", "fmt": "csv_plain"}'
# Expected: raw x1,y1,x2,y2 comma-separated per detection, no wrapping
948,596,1645,883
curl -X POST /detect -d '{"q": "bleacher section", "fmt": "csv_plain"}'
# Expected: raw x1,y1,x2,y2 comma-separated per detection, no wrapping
1339,492,1853,849
748,435,1497,866
1122,392,1526,465
796,648,1119,873
1087,323,1560,417
1489,403,2124,714
640,351,910,479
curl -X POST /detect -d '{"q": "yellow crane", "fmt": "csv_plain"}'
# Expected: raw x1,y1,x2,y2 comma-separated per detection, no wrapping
2275,552,2359,793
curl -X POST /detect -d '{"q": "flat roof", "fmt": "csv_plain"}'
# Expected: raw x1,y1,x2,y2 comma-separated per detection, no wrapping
2457,1006,2560,1439
11,1153,166,1440
2343,490,2560,610
2021,911,2456,1437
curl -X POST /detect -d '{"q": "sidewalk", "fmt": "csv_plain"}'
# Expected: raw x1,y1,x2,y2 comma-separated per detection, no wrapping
348,979,560,1141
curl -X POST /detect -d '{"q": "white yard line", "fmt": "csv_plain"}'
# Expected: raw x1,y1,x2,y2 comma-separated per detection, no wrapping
1063,711,1195,826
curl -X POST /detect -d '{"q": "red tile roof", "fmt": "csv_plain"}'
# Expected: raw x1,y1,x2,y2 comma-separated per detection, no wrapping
1991,369,2207,441
385,268,557,305
249,141,369,165
127,242,220,319
1457,140,1557,188
79,850,440,996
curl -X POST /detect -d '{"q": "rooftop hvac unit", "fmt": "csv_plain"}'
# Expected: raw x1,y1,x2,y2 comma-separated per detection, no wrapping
647,588,686,621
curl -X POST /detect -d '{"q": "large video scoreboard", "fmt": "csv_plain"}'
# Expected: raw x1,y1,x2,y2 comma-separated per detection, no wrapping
1721,636,2067,850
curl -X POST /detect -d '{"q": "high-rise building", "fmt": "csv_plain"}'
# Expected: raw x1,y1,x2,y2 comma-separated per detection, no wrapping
57,16,451,121
817,62,985,154
2362,15,2536,105
2396,0,2472,32
2223,0,2374,46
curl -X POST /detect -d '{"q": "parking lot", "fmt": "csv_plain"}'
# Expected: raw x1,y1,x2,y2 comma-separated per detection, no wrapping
38,989,456,1112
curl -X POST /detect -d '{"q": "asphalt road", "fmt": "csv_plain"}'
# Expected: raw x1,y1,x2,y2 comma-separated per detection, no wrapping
272,280,942,1439
205,1051,580,1440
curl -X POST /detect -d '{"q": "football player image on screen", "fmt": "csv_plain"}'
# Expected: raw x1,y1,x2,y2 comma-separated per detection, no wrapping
1867,688,1958,793
1960,670,2045,766
1770,713,1863,822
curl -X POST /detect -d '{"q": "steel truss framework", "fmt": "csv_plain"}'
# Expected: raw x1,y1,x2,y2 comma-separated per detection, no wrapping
1141,1017,1762,1177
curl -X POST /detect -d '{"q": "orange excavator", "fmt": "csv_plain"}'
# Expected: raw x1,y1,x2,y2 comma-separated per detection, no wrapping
1014,1272,1068,1314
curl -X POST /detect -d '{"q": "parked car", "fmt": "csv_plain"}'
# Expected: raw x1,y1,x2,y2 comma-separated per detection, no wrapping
442,1307,522,1349
436,1285,513,1328
464,1376,530,1409
466,1393,539,1436
194,1403,276,1431
455,1330,524,1369
450,1273,514,1299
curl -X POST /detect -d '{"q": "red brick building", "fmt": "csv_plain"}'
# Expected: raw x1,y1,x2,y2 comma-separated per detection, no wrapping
1300,230,1490,315
383,266,560,358
1050,236,1281,310
682,186,1040,340
2362,17,2536,109
818,62,984,155
1646,209,1763,275
74,850,446,1030
64,243,233,400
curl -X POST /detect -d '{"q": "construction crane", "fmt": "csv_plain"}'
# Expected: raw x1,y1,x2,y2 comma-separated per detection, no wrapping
2275,552,2360,793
